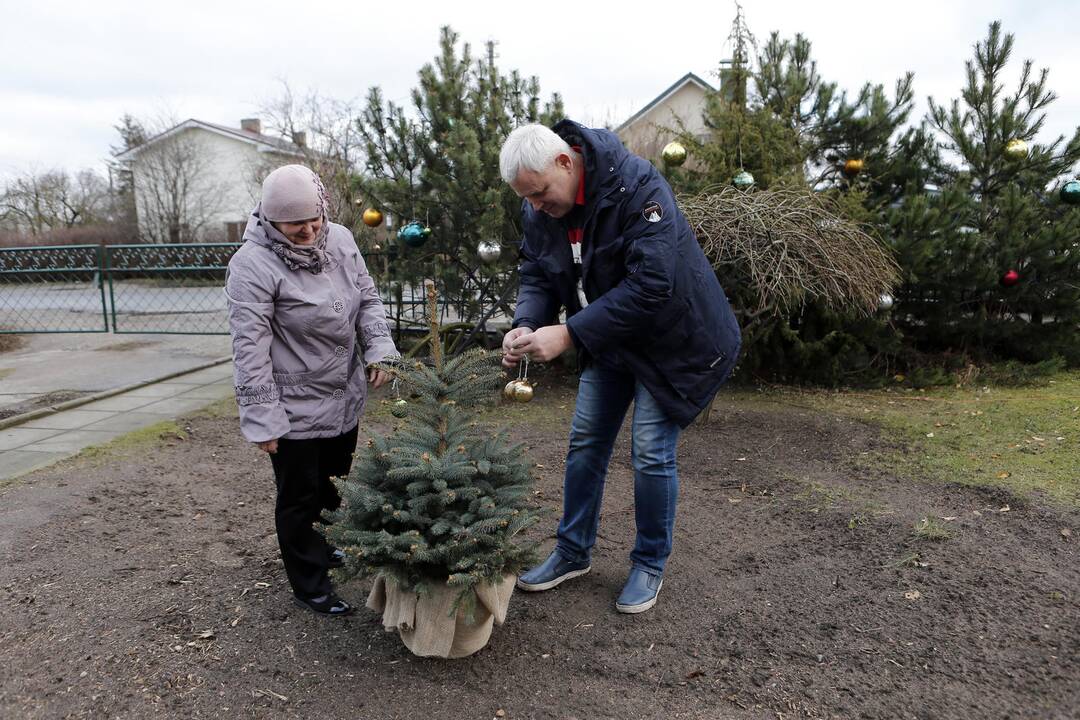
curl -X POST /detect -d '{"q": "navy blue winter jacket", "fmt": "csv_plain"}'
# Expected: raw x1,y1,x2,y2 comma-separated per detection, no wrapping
512,119,741,427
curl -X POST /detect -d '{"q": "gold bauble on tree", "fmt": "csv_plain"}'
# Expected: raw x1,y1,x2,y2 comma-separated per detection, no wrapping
362,208,384,227
661,141,687,167
1004,139,1028,162
842,158,865,178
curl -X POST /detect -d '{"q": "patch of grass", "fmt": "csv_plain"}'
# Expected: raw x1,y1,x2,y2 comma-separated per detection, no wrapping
789,478,890,523
192,397,238,420
794,480,855,512
912,516,952,541
0,368,13,381
742,371,1080,508
79,420,188,460
847,513,869,531
886,552,927,569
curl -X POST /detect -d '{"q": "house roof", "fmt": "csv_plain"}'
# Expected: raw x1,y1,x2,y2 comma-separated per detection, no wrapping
615,72,716,134
115,119,307,161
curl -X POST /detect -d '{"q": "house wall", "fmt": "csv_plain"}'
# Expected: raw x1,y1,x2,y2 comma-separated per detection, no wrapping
617,83,711,163
131,127,292,242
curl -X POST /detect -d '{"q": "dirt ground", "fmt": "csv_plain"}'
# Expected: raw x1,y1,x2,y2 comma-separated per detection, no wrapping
0,390,92,421
0,370,1076,720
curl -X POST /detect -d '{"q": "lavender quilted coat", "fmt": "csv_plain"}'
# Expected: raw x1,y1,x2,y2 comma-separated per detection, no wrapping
225,217,397,442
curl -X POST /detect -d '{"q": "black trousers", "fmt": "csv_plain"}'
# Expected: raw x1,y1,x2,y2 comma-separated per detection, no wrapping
268,425,359,599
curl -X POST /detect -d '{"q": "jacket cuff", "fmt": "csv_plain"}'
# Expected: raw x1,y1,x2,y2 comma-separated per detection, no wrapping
236,393,291,443
565,322,583,351
363,342,400,367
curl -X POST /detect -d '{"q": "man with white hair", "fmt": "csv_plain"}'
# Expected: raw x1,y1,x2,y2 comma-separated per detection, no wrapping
499,120,741,613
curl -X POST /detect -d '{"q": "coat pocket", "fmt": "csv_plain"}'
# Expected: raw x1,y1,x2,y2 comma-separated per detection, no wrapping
642,299,727,403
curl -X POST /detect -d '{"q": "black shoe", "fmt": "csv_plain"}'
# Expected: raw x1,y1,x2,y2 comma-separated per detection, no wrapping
292,592,353,616
327,547,346,568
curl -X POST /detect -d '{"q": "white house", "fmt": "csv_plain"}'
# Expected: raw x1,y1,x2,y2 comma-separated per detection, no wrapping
616,72,716,163
116,118,306,243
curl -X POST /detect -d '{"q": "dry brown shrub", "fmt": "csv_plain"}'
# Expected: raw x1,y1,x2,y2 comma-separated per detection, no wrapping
680,186,899,316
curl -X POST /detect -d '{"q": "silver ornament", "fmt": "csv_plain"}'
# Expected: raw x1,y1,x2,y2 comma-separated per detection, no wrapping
878,293,895,311
732,170,755,190
478,241,502,264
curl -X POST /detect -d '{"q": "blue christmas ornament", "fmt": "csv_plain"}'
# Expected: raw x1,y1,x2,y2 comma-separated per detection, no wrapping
397,221,430,248
1061,180,1080,206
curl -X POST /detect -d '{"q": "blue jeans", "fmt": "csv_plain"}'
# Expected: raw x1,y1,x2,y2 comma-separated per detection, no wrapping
554,363,682,575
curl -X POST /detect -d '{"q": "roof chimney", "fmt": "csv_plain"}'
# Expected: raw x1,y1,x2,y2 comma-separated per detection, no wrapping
291,130,307,148
240,118,262,135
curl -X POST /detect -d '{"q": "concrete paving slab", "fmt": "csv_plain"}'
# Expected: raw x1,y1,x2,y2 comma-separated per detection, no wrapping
133,396,219,417
78,395,159,413
0,359,240,481
0,334,230,399
176,384,236,400
0,427,64,452
24,429,126,454
168,366,233,385
123,382,196,399
82,411,178,434
20,409,115,430
0,449,74,478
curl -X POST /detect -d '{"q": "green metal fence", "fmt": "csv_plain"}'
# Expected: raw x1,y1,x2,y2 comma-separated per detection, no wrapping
0,245,108,333
106,243,236,334
1,243,516,338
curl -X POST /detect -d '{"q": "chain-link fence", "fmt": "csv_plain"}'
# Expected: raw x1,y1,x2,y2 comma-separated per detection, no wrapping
1,243,516,339
0,245,109,333
106,244,235,334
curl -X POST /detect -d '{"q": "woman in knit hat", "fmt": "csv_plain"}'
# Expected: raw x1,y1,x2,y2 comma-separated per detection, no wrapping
225,164,398,615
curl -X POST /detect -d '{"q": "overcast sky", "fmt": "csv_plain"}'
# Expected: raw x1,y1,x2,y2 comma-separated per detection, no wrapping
2,0,1076,180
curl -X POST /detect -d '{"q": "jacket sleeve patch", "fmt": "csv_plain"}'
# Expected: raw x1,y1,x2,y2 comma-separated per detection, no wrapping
641,201,664,223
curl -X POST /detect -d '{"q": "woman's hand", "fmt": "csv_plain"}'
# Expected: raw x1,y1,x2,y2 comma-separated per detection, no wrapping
368,367,391,389
256,439,279,454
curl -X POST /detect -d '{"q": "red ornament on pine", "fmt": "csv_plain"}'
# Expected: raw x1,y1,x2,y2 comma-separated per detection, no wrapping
1000,270,1020,287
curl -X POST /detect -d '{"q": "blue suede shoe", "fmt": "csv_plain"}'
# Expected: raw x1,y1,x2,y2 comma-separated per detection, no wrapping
516,551,591,592
615,568,663,614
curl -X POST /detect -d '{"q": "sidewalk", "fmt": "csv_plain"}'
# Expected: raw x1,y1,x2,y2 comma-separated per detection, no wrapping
0,332,232,420
0,362,234,481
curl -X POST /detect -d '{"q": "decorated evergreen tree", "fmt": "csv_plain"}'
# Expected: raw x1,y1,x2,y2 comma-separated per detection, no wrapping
353,26,563,330
671,10,915,385
323,286,541,639
891,21,1080,365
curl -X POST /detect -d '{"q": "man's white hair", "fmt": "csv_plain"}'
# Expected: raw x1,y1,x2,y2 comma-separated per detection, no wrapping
499,124,572,184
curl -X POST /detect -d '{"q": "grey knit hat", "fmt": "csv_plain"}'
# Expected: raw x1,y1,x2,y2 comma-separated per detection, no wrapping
260,164,324,222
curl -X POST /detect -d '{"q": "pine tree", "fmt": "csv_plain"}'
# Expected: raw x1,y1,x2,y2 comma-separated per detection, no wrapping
893,21,1080,365
323,286,542,608
673,16,917,385
353,26,563,326
108,114,148,237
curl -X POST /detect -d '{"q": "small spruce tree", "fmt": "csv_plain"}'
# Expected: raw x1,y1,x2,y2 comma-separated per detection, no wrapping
323,286,541,608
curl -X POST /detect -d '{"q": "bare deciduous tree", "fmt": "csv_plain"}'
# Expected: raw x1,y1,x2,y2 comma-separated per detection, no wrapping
0,168,110,235
117,115,230,243
255,81,366,228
